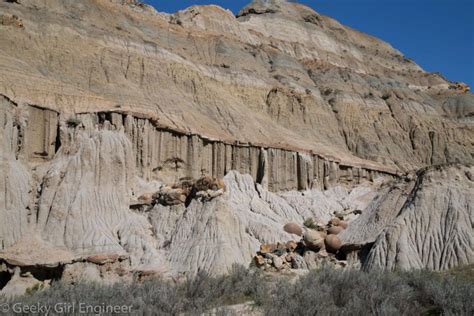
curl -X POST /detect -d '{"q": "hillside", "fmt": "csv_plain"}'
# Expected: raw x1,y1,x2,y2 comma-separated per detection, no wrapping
0,0,472,297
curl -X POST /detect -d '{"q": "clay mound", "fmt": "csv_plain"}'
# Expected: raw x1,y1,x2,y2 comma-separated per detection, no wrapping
339,180,415,246
33,129,166,271
363,165,474,271
149,170,377,275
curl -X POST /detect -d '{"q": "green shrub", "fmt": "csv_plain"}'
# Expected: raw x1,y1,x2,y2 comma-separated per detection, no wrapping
264,267,474,316
1,265,472,315
303,217,318,229
25,283,44,296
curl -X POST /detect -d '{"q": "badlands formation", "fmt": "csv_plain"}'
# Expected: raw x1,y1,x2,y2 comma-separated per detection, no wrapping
0,0,473,292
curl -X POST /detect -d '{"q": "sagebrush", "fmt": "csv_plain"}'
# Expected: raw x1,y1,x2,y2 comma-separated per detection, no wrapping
1,265,473,315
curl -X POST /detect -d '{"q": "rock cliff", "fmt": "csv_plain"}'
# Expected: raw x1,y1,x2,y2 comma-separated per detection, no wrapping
0,0,472,172
0,0,472,293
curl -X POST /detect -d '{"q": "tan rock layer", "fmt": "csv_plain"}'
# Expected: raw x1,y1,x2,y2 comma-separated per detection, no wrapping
1,0,471,174
1,94,396,192
84,110,398,191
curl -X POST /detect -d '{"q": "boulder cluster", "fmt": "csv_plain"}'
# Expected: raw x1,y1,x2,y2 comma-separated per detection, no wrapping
134,176,226,207
253,217,349,272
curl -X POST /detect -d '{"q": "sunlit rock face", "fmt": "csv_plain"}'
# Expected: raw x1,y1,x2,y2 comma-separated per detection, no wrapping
0,0,472,290
0,0,471,172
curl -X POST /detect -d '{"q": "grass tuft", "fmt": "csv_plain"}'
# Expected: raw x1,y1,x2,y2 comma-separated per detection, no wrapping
1,265,473,315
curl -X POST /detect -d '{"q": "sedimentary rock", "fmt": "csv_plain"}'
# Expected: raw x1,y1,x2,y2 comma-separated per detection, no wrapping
329,218,341,227
338,221,348,229
283,223,303,236
0,125,167,275
147,170,378,275
327,226,343,235
338,165,473,271
303,230,326,251
0,97,31,250
339,180,416,247
0,0,471,176
325,235,342,253
363,165,473,271
0,0,472,281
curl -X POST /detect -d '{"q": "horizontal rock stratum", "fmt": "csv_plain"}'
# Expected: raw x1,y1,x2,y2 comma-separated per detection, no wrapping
0,0,472,293
0,0,472,172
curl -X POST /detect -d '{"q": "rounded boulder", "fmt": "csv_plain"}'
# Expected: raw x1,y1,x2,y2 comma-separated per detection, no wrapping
283,223,303,236
325,235,342,253
327,226,343,235
329,217,341,226
304,229,325,251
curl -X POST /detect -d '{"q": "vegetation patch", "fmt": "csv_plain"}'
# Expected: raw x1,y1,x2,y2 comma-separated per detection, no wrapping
1,265,473,315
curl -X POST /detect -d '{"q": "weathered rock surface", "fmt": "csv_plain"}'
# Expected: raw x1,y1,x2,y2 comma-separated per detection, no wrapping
364,165,473,271
0,0,472,283
325,235,342,253
0,113,168,278
304,230,326,251
0,97,32,250
0,0,471,173
339,165,473,271
0,235,74,267
283,223,303,236
148,170,376,275
339,180,416,247
1,93,381,284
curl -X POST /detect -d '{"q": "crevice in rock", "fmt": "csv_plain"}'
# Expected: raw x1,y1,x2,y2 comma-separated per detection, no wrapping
296,155,303,190
428,131,435,165
358,243,374,267
335,250,347,261
408,127,417,151
121,113,127,127
256,150,266,185
303,14,322,27
54,121,61,153
385,100,407,132
0,271,12,290
185,187,197,208
98,112,113,125
19,265,65,282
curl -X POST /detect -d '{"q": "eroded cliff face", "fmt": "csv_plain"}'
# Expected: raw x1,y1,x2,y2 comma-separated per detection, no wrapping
363,165,473,271
0,95,386,279
0,0,473,291
0,0,472,172
0,97,164,272
338,165,473,271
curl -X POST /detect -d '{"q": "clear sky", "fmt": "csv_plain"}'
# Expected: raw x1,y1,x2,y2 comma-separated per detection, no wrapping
143,0,474,87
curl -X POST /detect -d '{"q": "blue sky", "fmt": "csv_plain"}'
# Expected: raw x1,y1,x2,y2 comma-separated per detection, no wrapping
143,0,474,87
